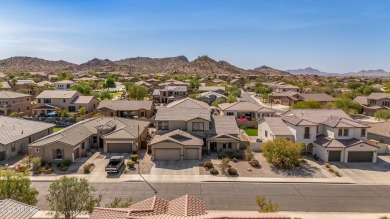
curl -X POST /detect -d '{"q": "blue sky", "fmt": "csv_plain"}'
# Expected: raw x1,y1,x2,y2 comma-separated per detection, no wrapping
0,0,389,72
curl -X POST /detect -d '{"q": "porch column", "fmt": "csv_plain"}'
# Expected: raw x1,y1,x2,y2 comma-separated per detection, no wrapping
208,141,211,153
236,142,240,150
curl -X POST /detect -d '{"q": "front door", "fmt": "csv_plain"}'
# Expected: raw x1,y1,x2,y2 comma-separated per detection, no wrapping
0,151,5,161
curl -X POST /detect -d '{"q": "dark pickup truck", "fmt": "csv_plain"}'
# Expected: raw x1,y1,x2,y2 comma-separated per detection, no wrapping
105,156,124,173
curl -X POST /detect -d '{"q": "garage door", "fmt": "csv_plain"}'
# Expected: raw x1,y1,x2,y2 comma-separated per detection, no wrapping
154,149,180,161
185,148,199,160
328,151,341,162
107,143,132,153
348,151,373,162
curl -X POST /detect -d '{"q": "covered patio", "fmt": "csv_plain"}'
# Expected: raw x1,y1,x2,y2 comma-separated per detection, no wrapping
207,133,241,153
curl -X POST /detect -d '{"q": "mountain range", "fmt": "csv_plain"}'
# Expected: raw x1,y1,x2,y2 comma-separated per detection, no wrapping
0,55,289,76
287,67,390,78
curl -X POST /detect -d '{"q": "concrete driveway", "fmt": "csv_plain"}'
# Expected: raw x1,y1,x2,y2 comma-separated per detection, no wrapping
150,160,200,175
332,155,390,178
92,153,130,177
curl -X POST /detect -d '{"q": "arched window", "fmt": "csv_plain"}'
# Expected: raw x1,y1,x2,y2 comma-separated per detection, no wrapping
56,149,63,159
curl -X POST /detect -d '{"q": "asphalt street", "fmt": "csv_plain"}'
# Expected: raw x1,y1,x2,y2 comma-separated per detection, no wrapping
32,182,390,212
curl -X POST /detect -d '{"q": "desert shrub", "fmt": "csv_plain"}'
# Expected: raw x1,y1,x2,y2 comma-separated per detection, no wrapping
255,195,279,213
60,166,69,171
262,138,303,169
30,157,42,170
379,216,390,219
210,168,219,175
217,150,244,159
324,163,330,168
299,159,307,164
220,157,230,173
56,163,62,168
203,161,213,169
245,146,254,161
228,168,238,175
63,160,72,166
335,171,341,177
83,163,94,174
131,154,138,162
328,168,335,173
127,161,135,168
249,159,260,167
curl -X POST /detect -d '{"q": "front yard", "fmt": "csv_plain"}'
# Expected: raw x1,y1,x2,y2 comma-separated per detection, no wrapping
242,128,258,136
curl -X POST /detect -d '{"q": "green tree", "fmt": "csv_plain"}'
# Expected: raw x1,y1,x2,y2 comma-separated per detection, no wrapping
332,97,362,116
211,98,226,106
98,90,113,100
374,109,390,121
188,93,202,100
347,81,362,90
71,82,93,95
228,86,241,97
127,84,148,100
105,197,132,208
0,169,38,205
78,106,86,115
104,77,116,88
384,82,390,93
292,100,322,109
255,195,279,213
189,79,200,89
60,109,69,117
226,94,237,103
47,176,101,219
245,146,254,161
262,138,303,169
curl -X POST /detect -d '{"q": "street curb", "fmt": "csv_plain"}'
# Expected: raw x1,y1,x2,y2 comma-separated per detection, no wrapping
201,180,355,184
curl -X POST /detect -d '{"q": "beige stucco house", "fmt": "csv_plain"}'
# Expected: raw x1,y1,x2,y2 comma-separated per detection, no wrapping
29,117,149,162
0,91,33,116
0,116,55,161
97,100,155,118
354,93,390,116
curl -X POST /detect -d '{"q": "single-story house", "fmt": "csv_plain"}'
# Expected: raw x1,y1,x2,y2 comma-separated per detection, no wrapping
97,100,155,118
200,91,227,105
367,121,390,154
198,86,226,94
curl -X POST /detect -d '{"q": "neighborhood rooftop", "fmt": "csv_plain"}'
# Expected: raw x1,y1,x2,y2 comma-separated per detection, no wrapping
97,100,154,111
36,90,78,99
154,108,211,121
0,90,31,98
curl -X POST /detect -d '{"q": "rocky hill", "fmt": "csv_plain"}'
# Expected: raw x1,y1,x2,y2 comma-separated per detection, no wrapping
0,56,76,72
287,67,390,78
253,65,290,75
115,56,189,73
70,58,134,72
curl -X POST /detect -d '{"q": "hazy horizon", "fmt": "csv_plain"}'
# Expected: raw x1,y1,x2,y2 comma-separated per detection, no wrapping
1,0,390,73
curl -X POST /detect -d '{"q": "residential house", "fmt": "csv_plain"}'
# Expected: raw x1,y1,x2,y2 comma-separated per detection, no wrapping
354,93,390,116
198,86,225,94
258,109,378,163
145,78,161,86
0,199,40,219
97,100,155,118
270,92,335,106
0,91,32,116
247,75,259,80
152,86,188,104
0,116,55,161
0,81,12,91
90,195,290,219
54,80,76,90
29,117,150,161
230,78,245,87
33,90,99,116
244,82,257,91
14,79,36,95
30,72,48,80
166,97,210,109
158,79,189,87
264,82,301,93
212,78,226,85
207,116,242,152
218,101,275,120
367,121,390,154
200,91,227,105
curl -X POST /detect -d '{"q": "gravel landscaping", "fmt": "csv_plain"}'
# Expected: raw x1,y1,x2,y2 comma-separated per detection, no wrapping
126,150,152,175
201,153,327,178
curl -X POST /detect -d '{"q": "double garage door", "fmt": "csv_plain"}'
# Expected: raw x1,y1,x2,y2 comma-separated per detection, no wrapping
154,148,199,161
348,151,373,162
107,143,132,153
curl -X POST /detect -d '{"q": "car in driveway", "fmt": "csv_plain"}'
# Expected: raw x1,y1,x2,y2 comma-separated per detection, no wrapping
105,156,125,173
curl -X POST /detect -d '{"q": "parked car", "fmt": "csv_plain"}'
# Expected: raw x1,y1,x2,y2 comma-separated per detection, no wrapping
105,156,124,173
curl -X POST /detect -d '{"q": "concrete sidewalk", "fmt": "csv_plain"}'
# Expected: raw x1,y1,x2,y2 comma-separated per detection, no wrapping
282,211,390,219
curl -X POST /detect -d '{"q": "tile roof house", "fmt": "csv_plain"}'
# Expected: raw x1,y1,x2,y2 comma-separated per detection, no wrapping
218,102,275,121
353,93,390,116
0,81,12,90
152,86,188,104
198,86,225,94
14,79,37,95
97,100,155,118
366,121,390,154
54,80,76,90
259,109,378,163
270,92,334,106
0,116,55,161
29,117,149,161
0,199,40,219
166,97,210,109
0,91,33,116
90,195,291,219
200,91,227,105
33,90,99,116
207,116,242,152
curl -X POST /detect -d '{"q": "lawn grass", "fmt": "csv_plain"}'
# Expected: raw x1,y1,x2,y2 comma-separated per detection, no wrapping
111,91,123,98
243,128,258,136
53,127,64,133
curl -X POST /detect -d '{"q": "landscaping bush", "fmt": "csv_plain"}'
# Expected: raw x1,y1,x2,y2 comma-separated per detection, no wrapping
210,168,219,175
203,161,213,169
328,168,335,173
245,146,254,161
262,138,303,169
220,157,230,173
228,168,238,176
132,151,137,155
60,166,69,171
249,159,260,167
127,161,135,168
30,157,42,170
63,160,72,166
324,163,330,168
335,171,341,177
131,154,138,162
83,163,95,174
56,163,62,168
299,159,307,164
217,150,244,159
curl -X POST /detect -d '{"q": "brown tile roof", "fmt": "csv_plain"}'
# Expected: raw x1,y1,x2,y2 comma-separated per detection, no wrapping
198,86,225,92
368,121,390,137
97,100,154,111
314,135,378,148
129,196,169,217
299,93,335,102
90,207,129,219
353,96,368,105
167,195,206,216
218,102,274,113
367,93,390,100
282,116,317,126
262,117,294,136
0,90,31,99
71,95,96,104
321,117,369,128
154,108,211,121
209,116,239,136
166,98,210,109
282,109,351,124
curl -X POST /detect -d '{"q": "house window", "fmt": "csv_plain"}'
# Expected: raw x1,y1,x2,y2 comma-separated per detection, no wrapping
361,129,366,137
380,137,384,143
27,106,30,110
81,142,85,150
11,143,16,152
158,121,169,130
223,143,227,148
38,99,41,103
228,142,232,149
68,106,76,112
338,129,349,137
35,148,39,153
93,136,97,143
44,99,51,104
344,129,349,136
304,127,310,139
56,149,63,159
192,122,204,131
140,111,146,117
28,135,34,143
265,130,268,137
63,99,66,103
338,129,343,136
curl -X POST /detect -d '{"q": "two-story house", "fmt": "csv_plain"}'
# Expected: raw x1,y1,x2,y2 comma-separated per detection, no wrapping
258,109,378,163
0,116,55,161
354,93,390,116
0,91,32,116
97,100,155,118
152,86,188,104
54,80,76,90
270,92,335,106
218,102,275,121
14,80,37,95
33,90,99,116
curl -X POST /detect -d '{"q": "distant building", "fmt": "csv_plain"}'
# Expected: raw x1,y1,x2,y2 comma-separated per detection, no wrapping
0,91,32,116
97,100,155,118
354,93,390,116
152,86,188,103
54,80,76,90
